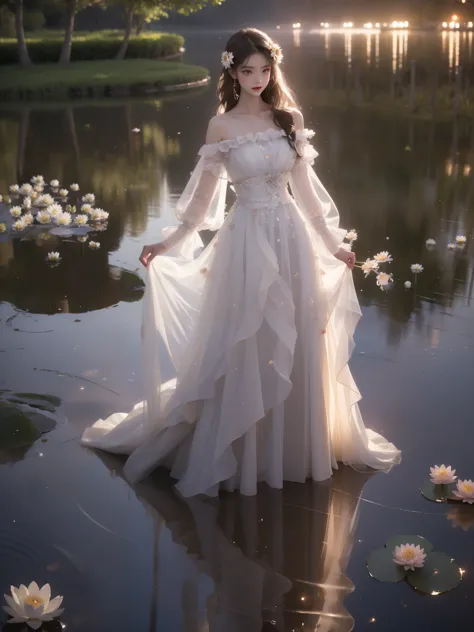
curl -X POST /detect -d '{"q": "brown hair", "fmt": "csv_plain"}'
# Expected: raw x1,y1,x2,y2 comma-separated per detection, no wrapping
217,28,299,152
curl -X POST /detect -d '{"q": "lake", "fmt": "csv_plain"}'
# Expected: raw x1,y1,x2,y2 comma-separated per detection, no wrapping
0,27,473,632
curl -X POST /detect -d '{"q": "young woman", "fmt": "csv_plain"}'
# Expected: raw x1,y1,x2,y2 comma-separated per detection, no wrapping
82,28,401,496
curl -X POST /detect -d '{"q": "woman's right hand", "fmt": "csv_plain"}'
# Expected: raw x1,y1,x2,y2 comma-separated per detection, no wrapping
139,242,167,268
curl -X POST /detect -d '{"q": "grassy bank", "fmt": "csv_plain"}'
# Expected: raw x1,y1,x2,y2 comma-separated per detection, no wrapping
0,59,210,101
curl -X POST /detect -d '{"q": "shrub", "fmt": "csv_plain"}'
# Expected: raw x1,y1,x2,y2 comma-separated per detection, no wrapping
0,6,15,38
24,10,46,32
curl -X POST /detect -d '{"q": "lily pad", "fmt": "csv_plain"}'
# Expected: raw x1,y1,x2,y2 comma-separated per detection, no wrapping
11,392,61,408
421,480,456,503
0,403,41,449
385,534,434,554
367,547,406,583
407,551,462,594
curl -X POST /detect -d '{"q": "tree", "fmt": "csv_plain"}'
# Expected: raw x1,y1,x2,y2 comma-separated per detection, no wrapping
0,0,32,64
58,0,103,63
114,0,225,60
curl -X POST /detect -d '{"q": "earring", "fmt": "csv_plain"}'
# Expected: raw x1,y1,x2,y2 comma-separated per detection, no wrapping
233,79,240,100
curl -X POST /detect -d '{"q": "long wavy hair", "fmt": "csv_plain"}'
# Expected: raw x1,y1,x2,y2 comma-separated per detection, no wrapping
217,28,299,152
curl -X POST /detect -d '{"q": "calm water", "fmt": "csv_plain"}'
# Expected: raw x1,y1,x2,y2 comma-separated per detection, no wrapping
0,28,474,632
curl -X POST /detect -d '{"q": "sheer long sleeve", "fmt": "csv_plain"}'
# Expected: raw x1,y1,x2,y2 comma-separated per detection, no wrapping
289,129,346,255
160,147,228,253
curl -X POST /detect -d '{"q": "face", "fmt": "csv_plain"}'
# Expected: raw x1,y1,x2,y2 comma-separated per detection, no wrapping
233,52,272,98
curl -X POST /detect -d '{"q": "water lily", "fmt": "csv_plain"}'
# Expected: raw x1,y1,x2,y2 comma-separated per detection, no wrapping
30,192,37,200
82,193,95,204
404,281,412,289
361,258,379,276
376,271,393,289
37,210,51,225
430,464,457,485
88,241,100,249
3,195,11,203
221,50,234,69
50,179,59,188
55,212,72,226
23,213,34,226
23,197,32,209
59,189,68,198
9,184,19,193
455,235,467,244
453,479,474,504
374,251,393,264
447,242,456,250
10,206,22,218
30,175,44,185
65,204,76,213
13,219,26,231
0,223,6,233
90,208,109,222
46,203,63,218
70,183,79,191
46,252,61,262
81,203,93,214
34,184,44,193
78,235,88,243
74,214,89,226
345,229,358,242
36,194,54,207
0,194,3,203
19,183,33,195
410,263,424,274
3,581,64,629
426,238,436,248
393,544,426,571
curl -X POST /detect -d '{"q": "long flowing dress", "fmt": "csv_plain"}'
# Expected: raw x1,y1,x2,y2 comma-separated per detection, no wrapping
81,126,401,497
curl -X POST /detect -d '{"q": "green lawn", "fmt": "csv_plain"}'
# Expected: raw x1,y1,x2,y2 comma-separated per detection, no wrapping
0,59,209,100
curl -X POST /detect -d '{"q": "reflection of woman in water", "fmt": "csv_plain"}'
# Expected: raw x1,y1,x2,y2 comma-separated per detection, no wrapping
82,28,400,496
98,451,372,632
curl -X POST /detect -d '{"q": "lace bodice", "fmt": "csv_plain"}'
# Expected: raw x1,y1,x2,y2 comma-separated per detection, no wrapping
161,127,346,256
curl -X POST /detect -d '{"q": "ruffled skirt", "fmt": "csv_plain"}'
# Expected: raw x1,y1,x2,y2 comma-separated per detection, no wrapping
81,197,401,496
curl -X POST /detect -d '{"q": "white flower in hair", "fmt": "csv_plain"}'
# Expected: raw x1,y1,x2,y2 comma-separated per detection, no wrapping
221,51,234,69
270,43,283,63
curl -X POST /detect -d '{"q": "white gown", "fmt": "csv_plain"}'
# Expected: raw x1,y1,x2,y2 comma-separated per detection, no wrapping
81,126,401,496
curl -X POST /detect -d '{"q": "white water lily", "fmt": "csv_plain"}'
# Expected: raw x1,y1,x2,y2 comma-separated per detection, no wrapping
376,271,393,289
74,214,89,226
34,184,44,193
453,479,474,504
36,194,54,207
50,179,59,188
345,229,358,242
46,251,61,262
410,263,424,274
374,251,393,263
3,581,64,628
9,184,19,193
46,203,63,218
404,281,412,289
70,183,80,191
30,175,44,185
23,213,34,226
13,219,26,231
10,206,22,218
447,242,456,250
23,197,32,209
59,189,68,198
55,212,72,226
89,241,100,249
455,235,467,244
430,464,457,485
81,203,93,214
19,183,33,195
393,544,426,571
90,208,109,222
0,223,6,233
361,258,379,276
37,210,51,225
78,235,89,242
82,193,95,204
426,238,436,248
30,192,37,200
221,50,234,69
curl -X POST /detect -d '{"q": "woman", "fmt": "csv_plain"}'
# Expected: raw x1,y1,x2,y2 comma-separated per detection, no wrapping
82,28,401,496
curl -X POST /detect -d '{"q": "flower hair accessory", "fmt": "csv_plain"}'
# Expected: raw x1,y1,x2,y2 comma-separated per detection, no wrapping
270,42,283,64
221,51,234,69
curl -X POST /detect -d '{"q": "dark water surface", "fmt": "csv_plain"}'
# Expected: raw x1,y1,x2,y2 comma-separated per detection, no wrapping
0,28,473,632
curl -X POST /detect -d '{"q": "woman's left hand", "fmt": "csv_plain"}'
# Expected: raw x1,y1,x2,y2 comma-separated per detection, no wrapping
334,248,356,269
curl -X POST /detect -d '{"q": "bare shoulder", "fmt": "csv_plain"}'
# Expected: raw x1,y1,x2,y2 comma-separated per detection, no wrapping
206,113,231,144
289,108,304,130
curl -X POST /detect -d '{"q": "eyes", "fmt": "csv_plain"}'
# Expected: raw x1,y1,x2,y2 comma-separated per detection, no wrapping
241,68,271,76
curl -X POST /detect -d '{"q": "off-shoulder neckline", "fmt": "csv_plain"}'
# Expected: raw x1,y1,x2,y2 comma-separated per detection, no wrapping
198,127,315,157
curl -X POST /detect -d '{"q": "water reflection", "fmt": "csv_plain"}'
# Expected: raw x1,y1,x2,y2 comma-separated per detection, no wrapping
98,451,375,632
